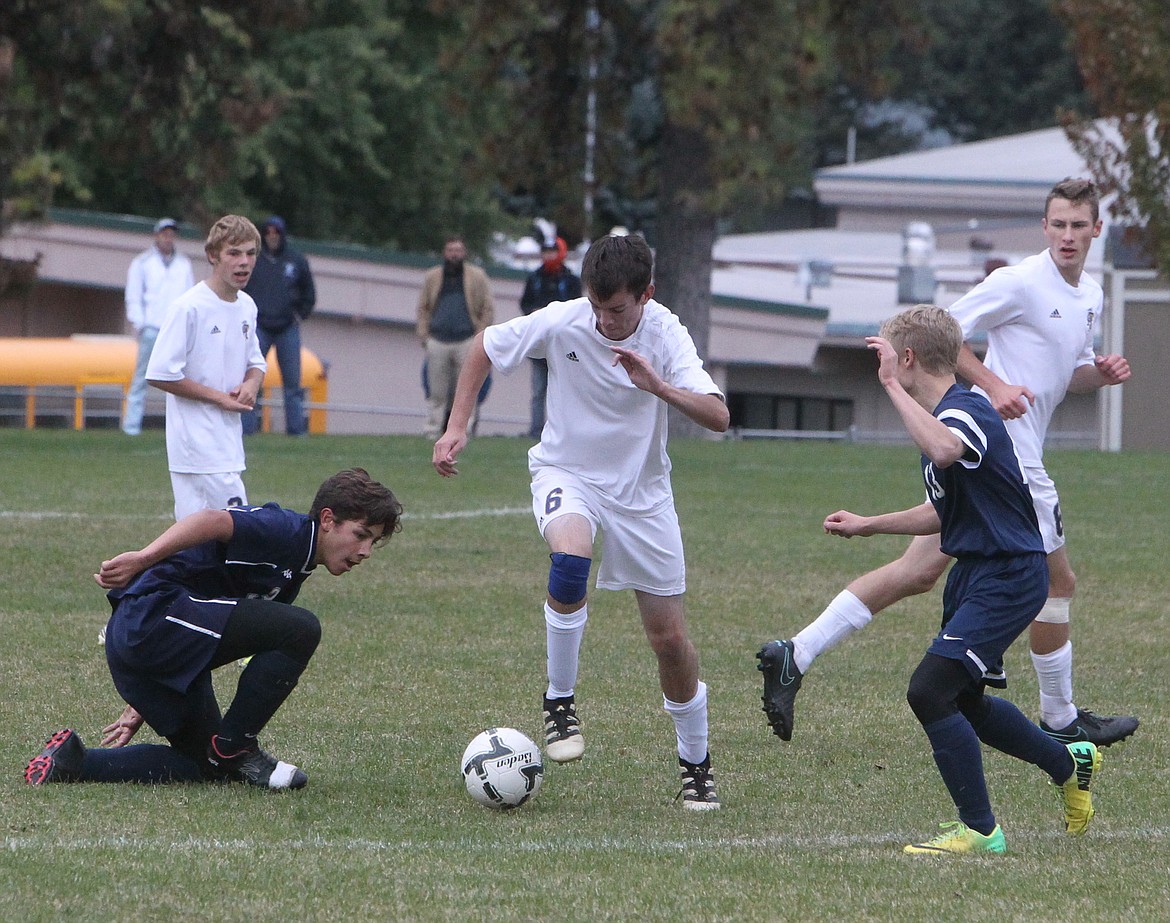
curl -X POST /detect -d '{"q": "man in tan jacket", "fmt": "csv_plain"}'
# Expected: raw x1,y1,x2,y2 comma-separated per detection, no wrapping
416,236,495,437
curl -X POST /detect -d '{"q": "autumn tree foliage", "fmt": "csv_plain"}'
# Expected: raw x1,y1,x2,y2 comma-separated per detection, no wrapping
1056,0,1170,274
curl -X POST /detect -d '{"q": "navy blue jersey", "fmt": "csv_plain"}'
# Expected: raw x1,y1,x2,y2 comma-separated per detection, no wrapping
923,384,1044,559
107,503,318,610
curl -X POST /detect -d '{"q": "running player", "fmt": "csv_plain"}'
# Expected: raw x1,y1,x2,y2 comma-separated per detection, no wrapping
433,233,729,809
759,178,1137,749
829,305,1100,855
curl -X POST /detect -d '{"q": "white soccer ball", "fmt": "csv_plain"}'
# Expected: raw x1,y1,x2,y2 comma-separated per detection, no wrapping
460,727,544,809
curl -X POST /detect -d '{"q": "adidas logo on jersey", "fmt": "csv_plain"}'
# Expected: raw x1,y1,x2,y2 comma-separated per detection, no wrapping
566,351,579,362
210,325,222,334
1049,309,1062,319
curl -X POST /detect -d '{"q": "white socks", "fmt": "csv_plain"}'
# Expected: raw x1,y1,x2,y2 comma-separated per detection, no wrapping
663,681,709,765
545,602,587,699
1031,640,1076,729
791,590,873,673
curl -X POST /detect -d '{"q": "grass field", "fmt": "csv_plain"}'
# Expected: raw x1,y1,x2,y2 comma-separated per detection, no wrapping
1,429,1166,922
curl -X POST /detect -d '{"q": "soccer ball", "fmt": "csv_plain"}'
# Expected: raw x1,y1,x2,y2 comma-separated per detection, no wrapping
460,727,544,809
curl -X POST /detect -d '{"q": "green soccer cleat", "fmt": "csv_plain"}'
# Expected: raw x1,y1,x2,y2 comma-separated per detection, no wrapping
1059,740,1101,836
903,821,1007,856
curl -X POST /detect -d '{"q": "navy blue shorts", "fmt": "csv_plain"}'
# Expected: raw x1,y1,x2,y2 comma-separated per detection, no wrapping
928,552,1048,688
105,590,237,737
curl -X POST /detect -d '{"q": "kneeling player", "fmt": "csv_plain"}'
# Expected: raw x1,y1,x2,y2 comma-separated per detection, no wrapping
25,468,402,791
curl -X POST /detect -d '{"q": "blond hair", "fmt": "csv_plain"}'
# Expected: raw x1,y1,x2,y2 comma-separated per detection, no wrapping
205,215,260,260
878,305,962,375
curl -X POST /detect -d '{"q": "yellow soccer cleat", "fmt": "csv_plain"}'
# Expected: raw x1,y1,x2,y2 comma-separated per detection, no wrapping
1059,740,1101,835
904,821,1006,856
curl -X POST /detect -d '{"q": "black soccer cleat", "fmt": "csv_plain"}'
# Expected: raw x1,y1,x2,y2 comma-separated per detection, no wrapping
756,639,803,741
676,753,721,811
207,736,308,790
542,694,585,763
25,728,86,785
1041,708,1139,749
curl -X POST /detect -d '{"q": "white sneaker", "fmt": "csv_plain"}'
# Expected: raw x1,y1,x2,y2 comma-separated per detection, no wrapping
542,695,585,762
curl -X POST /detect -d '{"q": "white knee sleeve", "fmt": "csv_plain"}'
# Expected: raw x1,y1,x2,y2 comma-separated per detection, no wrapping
1034,597,1071,625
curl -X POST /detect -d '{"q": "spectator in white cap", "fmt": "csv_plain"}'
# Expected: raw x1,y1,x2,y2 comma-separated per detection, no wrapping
122,218,195,436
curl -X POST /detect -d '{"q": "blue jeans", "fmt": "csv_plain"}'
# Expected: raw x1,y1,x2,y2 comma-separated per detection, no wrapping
244,323,306,435
122,326,159,435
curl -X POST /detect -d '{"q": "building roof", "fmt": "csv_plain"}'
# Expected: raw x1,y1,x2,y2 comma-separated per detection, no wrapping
713,123,1110,337
814,126,1095,215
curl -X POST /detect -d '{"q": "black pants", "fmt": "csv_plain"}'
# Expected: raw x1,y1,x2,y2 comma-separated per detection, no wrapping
165,598,320,769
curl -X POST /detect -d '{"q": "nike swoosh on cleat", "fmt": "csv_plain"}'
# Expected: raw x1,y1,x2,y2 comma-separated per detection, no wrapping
778,649,798,686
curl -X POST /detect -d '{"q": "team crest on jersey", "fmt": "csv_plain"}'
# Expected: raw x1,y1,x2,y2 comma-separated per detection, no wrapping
242,321,251,339
1086,310,1095,330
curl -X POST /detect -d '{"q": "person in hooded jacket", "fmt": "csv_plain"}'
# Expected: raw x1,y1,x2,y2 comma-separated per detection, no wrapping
243,216,317,436
520,235,581,439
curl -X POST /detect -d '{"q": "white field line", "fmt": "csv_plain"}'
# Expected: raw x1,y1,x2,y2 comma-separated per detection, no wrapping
3,827,1166,854
0,507,529,523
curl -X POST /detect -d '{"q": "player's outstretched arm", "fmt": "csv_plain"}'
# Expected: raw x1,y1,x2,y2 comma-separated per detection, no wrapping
825,501,940,539
433,333,493,477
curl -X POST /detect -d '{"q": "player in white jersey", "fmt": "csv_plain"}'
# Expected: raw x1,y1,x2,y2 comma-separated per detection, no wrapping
758,178,1138,748
147,216,268,521
434,234,730,809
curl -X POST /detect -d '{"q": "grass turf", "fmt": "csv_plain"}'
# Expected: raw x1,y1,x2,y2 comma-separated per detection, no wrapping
1,429,1166,921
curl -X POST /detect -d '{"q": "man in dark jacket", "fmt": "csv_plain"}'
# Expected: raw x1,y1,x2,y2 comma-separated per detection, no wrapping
243,216,317,436
519,235,581,439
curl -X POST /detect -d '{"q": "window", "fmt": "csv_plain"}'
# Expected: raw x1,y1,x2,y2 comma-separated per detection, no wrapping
727,393,853,432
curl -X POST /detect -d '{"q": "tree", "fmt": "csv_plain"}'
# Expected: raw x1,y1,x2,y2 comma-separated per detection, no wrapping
1055,0,1170,276
0,1,506,252
906,0,1088,143
440,2,919,351
0,0,291,226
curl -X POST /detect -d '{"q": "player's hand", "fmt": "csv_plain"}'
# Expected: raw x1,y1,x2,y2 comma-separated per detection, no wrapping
824,510,871,538
864,336,899,385
1095,353,1131,385
226,385,257,411
94,551,147,589
433,430,468,477
985,380,1034,420
100,705,144,748
609,346,662,395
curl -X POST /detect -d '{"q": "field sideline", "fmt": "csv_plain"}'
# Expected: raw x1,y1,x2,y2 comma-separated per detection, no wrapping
1,430,1166,921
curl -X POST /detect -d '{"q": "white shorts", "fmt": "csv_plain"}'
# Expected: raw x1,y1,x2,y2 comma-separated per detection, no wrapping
530,467,686,595
1025,465,1065,554
171,471,248,521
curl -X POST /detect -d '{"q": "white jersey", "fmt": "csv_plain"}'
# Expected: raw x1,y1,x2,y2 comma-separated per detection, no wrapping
125,246,195,330
146,281,267,474
949,250,1100,466
484,297,723,513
